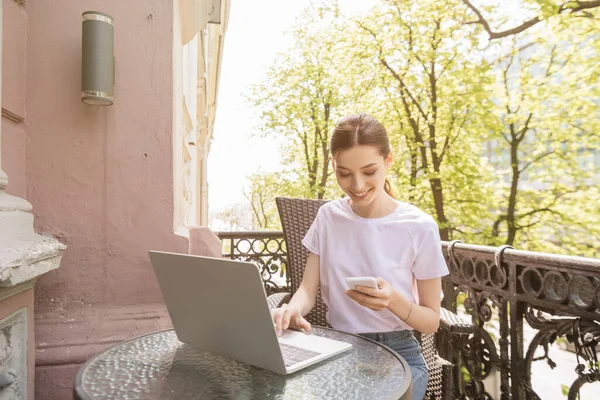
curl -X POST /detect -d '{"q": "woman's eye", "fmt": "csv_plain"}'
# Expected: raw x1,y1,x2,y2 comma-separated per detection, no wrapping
339,173,351,178
364,170,377,176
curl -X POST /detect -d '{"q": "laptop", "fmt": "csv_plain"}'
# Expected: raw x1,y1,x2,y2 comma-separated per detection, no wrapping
149,251,352,374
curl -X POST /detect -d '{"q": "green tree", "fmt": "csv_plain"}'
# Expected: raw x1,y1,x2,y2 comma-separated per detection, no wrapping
462,0,600,40
244,172,278,230
247,1,363,201
243,171,307,230
348,0,496,241
244,0,599,256
482,22,600,255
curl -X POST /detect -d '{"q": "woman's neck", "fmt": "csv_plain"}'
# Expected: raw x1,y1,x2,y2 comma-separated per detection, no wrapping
349,193,397,219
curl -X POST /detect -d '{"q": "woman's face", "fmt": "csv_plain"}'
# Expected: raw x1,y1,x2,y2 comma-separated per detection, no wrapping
333,145,392,206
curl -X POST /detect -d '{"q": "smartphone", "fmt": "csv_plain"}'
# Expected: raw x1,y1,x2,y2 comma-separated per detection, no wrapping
345,276,378,291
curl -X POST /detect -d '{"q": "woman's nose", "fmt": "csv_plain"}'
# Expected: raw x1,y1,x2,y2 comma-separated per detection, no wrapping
351,176,364,190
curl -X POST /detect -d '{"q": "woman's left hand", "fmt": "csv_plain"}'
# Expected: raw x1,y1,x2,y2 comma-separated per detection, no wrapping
346,277,394,311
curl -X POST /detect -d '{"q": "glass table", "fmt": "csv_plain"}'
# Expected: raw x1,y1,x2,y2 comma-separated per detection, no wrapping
74,327,412,400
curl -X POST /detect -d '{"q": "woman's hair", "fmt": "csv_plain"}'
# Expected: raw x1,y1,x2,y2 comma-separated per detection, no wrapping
330,113,394,197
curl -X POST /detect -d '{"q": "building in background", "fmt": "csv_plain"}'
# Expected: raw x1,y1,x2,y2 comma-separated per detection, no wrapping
0,1,229,398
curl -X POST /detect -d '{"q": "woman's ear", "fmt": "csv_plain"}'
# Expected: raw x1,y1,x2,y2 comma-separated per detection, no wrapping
330,156,335,170
385,152,394,169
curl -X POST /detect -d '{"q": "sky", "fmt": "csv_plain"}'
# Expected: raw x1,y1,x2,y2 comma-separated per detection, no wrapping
207,0,376,213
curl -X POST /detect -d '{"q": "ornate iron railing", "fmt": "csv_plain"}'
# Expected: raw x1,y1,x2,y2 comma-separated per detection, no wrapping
442,241,600,400
216,231,600,399
216,231,289,296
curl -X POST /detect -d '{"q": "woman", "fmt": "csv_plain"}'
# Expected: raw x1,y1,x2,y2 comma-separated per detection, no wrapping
271,113,449,400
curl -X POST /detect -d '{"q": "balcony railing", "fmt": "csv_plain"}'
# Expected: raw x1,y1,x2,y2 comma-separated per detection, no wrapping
216,231,289,295
216,231,600,399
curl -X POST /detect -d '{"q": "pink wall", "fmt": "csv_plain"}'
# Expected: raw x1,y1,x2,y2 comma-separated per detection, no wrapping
2,0,26,116
27,0,187,310
2,1,189,398
1,119,26,198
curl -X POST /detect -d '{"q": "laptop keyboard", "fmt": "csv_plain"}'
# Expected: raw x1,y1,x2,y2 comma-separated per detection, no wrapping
279,343,322,367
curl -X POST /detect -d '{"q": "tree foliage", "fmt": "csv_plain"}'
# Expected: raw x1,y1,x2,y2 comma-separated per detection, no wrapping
242,0,599,256
247,2,358,201
462,0,600,40
344,0,496,241
481,16,600,254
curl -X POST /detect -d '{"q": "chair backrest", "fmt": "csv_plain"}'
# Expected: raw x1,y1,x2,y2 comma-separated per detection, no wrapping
276,197,329,326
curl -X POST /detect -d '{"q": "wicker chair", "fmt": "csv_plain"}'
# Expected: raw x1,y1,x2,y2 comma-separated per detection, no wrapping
267,197,472,400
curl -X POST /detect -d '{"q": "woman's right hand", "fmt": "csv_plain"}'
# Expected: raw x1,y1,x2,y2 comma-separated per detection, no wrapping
271,303,312,336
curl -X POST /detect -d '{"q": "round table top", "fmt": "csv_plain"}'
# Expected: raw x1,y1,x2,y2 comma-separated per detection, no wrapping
74,327,411,400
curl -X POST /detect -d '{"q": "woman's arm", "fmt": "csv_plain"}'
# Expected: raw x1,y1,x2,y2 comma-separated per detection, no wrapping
288,252,320,315
388,277,441,333
272,252,320,335
346,276,442,334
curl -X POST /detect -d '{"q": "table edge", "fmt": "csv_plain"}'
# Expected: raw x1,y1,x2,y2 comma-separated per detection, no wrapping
73,328,176,400
73,326,413,400
319,326,413,399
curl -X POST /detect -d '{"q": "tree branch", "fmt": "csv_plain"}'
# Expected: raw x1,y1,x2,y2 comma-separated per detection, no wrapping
545,45,558,78
294,127,312,179
515,208,564,229
519,150,555,173
462,0,600,40
393,5,427,72
440,108,470,162
517,207,553,219
560,0,600,13
452,226,487,236
501,48,517,131
380,57,430,123
438,54,457,80
493,214,508,237
354,19,430,123
516,113,534,143
259,192,268,228
246,191,263,229
499,130,511,144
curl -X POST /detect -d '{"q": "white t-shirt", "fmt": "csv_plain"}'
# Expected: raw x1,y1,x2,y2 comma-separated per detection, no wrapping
302,197,449,334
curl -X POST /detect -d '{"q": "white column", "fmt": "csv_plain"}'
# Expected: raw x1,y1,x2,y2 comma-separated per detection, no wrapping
0,2,65,286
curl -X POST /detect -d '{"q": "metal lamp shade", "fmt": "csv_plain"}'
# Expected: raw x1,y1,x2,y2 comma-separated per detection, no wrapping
81,12,114,106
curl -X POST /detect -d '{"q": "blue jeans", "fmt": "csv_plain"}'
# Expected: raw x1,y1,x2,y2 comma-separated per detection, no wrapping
360,330,428,400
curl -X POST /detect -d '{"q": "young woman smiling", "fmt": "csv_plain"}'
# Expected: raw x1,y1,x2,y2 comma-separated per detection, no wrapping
271,114,449,400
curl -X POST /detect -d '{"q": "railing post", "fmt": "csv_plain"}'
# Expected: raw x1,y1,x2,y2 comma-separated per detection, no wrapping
442,280,456,312
511,303,525,398
495,245,512,400
443,240,461,313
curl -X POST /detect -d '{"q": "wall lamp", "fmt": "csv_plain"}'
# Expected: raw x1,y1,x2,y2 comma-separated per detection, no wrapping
81,11,114,106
